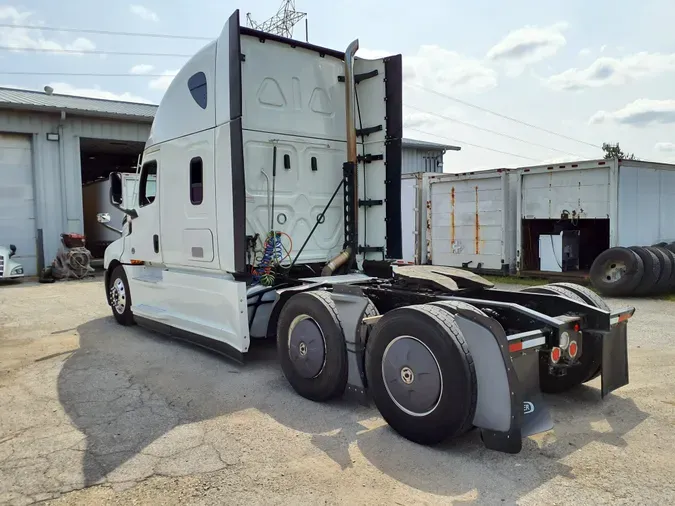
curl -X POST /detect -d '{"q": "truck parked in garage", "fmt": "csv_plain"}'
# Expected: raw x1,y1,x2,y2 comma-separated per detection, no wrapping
100,9,636,454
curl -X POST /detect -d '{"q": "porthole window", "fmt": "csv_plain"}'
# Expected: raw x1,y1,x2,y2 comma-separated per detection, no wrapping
188,71,207,109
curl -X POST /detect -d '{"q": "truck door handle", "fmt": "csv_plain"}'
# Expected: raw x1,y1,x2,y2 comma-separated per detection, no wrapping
153,234,159,253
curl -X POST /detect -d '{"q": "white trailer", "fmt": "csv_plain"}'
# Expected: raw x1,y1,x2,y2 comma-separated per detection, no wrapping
100,9,636,455
515,158,675,274
424,169,517,274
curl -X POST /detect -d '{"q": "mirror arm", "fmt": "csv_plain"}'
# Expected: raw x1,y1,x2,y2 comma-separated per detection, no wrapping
100,223,123,235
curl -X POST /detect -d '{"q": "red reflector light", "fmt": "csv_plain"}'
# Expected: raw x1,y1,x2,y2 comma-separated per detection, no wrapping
569,341,578,358
574,323,580,332
551,347,561,363
509,342,523,353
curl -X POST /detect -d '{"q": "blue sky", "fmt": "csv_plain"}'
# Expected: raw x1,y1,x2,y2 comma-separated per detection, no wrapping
1,1,674,170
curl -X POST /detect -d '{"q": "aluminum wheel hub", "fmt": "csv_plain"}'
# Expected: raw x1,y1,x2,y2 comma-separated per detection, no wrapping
288,315,326,379
604,261,627,282
382,336,442,417
110,278,126,315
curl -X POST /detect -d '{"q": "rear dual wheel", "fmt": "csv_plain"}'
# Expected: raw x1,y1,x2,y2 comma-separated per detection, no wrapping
276,291,378,402
278,294,481,446
365,304,477,445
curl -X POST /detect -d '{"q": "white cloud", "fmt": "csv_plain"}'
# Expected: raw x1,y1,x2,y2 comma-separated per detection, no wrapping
43,82,154,103
546,52,675,91
130,64,155,75
486,22,568,76
600,45,607,53
589,99,675,127
130,5,159,23
579,48,591,57
655,142,675,152
360,45,497,95
149,70,178,91
0,6,95,55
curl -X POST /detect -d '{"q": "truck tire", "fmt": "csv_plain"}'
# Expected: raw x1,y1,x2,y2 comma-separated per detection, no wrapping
523,284,604,393
108,265,135,326
276,290,349,402
365,304,476,445
646,246,673,294
548,282,610,311
659,248,675,292
667,242,675,255
629,246,660,296
589,247,644,296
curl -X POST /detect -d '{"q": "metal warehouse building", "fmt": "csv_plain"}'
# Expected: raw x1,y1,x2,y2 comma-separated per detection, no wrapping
0,86,458,277
0,87,155,276
401,138,460,174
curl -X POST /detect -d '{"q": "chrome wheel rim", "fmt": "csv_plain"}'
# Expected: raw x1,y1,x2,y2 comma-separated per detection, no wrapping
110,278,127,315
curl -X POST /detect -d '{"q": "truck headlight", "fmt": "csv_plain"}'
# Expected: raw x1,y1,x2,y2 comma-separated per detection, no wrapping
11,266,23,275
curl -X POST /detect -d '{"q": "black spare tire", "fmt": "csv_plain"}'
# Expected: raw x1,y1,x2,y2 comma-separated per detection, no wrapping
589,247,644,296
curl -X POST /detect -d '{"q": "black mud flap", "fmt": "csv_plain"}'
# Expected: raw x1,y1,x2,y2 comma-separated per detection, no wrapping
512,353,554,437
601,321,629,397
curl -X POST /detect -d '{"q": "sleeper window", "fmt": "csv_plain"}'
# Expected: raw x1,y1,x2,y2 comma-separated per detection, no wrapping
190,157,203,205
139,160,157,207
188,72,208,109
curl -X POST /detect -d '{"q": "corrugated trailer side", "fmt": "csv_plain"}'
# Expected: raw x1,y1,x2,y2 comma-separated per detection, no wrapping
428,169,515,273
616,160,675,246
516,158,675,275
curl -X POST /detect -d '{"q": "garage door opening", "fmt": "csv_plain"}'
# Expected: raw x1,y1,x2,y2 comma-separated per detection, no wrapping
0,133,37,276
80,138,144,259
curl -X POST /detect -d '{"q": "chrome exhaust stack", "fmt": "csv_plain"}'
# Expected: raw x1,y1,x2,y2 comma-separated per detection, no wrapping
338,38,360,272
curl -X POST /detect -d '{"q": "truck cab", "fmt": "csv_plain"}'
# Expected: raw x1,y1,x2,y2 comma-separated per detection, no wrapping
103,9,402,360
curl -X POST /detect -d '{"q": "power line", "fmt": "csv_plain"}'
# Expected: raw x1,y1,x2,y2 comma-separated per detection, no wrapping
0,45,192,57
0,71,171,77
0,23,212,41
407,127,539,161
405,104,586,158
406,83,602,150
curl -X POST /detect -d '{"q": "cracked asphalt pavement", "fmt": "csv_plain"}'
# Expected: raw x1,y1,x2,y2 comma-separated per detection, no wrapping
1,276,674,505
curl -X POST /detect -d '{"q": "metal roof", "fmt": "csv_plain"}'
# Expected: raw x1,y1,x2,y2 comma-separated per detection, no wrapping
0,86,159,122
402,137,461,152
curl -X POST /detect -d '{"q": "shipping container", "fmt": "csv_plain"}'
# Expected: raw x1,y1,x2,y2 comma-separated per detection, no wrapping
516,158,675,274
424,169,517,273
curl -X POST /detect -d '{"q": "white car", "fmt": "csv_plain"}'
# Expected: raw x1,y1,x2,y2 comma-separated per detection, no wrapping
0,245,24,280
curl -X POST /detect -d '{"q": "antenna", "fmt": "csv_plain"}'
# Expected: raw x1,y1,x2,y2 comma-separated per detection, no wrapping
246,0,308,40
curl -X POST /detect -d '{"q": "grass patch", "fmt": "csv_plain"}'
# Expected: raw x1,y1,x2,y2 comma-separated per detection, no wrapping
482,275,547,287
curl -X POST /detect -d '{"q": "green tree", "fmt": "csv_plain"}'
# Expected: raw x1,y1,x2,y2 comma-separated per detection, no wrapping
602,142,637,160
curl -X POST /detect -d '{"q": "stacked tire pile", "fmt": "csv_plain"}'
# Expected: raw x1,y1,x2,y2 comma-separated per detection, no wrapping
590,243,675,297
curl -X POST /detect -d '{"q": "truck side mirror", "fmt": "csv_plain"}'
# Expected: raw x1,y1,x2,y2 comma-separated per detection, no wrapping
108,172,138,219
109,172,123,206
97,213,111,224
9,244,16,258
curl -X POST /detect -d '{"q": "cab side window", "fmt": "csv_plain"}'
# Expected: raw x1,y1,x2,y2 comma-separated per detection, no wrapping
139,160,157,207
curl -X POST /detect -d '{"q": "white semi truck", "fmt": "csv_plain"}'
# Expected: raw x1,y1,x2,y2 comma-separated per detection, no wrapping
102,9,636,454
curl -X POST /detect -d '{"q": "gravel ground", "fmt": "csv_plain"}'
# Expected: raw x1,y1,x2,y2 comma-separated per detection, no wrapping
0,276,674,505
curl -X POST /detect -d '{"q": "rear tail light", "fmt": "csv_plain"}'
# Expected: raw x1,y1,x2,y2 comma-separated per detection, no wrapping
550,347,562,364
568,341,578,359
